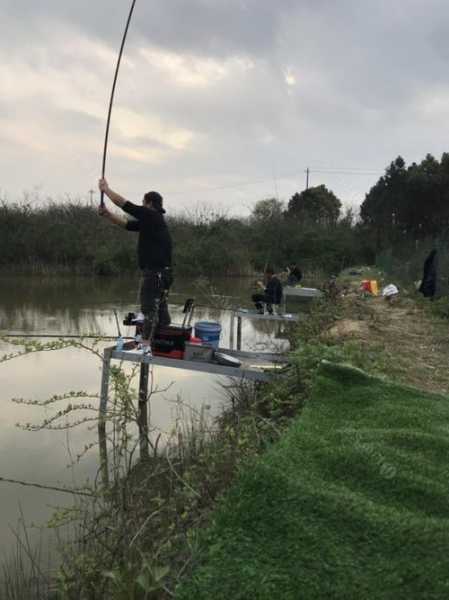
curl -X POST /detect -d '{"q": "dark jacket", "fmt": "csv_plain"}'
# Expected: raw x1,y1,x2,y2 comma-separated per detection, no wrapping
123,201,172,270
287,267,302,286
419,250,437,298
265,276,283,304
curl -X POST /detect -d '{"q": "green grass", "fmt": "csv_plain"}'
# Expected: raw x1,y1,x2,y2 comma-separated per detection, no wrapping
176,362,449,600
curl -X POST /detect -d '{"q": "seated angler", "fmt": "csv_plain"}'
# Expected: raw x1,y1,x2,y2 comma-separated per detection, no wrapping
252,266,283,315
286,263,303,286
98,178,173,356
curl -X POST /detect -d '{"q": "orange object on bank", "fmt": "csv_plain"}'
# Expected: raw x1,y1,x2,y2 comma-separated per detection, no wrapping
361,280,371,292
361,280,379,295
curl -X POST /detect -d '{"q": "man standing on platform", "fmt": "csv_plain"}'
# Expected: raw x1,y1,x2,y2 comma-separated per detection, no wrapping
98,178,173,356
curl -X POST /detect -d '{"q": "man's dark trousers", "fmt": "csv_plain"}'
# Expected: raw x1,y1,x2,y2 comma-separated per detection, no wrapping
140,268,173,341
252,293,274,314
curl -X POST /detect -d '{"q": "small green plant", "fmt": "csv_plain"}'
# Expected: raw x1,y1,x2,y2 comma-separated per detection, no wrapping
427,296,449,320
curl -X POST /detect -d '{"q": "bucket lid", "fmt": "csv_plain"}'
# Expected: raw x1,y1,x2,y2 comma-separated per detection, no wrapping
194,321,222,329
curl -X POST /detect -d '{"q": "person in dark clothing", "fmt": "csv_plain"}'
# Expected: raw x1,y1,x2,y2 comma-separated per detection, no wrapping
419,249,438,299
252,266,283,314
98,178,173,355
286,263,303,286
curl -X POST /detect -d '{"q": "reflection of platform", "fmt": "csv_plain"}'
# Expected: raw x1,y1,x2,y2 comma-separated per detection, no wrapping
229,309,299,351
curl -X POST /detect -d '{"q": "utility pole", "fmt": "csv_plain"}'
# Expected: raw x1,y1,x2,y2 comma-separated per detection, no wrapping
305,168,310,190
88,189,96,206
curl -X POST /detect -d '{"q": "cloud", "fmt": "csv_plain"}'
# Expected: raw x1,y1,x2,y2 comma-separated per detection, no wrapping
2,0,449,211
139,47,254,89
3,0,292,58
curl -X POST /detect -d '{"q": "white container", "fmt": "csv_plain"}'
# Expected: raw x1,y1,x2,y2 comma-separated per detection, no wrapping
184,342,214,362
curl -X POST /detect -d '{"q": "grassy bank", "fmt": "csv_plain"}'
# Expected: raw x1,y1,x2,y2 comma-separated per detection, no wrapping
174,270,449,598
177,361,449,599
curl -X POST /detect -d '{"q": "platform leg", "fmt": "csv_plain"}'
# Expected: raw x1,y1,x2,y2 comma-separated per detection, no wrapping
230,310,235,350
237,316,242,351
138,362,150,459
98,348,112,487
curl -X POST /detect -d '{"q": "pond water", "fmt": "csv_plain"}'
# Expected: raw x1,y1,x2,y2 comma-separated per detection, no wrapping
0,275,296,560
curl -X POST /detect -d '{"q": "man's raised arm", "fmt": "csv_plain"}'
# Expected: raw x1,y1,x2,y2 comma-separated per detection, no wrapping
98,177,128,208
98,205,128,228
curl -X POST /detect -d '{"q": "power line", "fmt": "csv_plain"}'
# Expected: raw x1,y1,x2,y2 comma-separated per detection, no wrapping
312,168,382,175
166,176,277,195
165,166,383,197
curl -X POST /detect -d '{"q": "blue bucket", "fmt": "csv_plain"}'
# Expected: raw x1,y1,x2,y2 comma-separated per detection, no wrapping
194,321,222,349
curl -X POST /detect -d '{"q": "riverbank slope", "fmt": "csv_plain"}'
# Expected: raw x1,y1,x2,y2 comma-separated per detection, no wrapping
176,273,449,599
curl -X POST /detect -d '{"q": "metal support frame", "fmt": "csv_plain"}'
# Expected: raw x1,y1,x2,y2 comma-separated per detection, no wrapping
98,347,113,487
229,309,299,350
237,316,242,351
230,310,235,350
98,346,153,484
98,342,289,485
138,363,150,459
282,287,323,312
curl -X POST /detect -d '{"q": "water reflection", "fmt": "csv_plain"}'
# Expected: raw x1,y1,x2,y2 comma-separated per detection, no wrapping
0,275,254,334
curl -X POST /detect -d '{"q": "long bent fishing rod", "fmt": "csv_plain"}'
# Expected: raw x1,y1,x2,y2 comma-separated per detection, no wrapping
100,0,137,207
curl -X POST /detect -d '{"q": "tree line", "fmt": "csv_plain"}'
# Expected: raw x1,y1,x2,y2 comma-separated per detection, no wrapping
2,153,446,279
360,153,449,250
0,186,369,278
357,152,449,283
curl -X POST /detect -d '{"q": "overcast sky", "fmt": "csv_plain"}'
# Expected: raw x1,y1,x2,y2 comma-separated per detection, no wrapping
2,0,449,215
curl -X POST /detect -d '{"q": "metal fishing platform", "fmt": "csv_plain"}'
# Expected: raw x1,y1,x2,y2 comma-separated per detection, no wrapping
229,309,300,351
97,299,291,481
282,286,322,311
101,341,287,385
283,286,323,299
98,340,289,483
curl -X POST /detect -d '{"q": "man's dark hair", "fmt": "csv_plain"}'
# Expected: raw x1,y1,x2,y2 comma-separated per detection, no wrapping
265,265,275,275
144,191,165,213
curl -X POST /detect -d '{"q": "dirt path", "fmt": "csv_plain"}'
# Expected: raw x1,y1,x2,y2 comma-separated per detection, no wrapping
331,294,449,395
